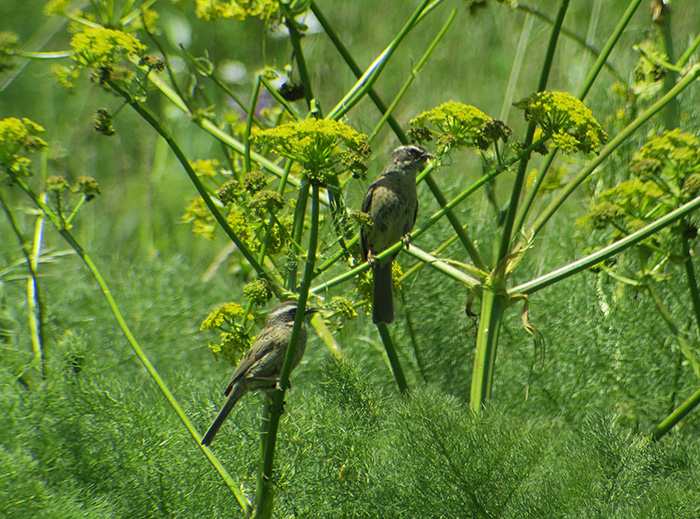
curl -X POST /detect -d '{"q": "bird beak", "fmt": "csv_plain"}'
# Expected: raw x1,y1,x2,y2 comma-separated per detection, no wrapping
305,306,320,316
424,151,435,160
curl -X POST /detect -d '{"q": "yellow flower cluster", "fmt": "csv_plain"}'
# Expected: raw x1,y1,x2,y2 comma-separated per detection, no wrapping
514,91,607,154
252,119,370,185
201,302,246,330
200,302,251,364
409,101,506,154
0,117,48,178
70,27,146,69
630,129,700,184
195,0,280,22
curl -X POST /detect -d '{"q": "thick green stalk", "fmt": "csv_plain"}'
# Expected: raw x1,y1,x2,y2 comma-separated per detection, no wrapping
529,65,700,239
512,194,700,295
255,185,320,518
10,177,251,515
470,288,506,412
377,323,409,394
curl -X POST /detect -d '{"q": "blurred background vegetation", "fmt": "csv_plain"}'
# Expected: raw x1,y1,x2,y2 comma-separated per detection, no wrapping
2,0,700,517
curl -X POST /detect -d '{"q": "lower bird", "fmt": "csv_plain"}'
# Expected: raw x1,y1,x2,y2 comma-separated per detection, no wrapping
360,144,433,324
201,301,317,446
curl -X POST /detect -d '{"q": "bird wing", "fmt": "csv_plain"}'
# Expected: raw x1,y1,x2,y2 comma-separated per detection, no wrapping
359,181,378,260
224,328,277,395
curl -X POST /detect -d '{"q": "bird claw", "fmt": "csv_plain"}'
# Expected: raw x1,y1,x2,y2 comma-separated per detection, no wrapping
366,251,379,269
401,233,412,249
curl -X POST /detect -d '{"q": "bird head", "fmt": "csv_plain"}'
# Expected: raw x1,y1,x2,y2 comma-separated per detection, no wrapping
266,301,319,326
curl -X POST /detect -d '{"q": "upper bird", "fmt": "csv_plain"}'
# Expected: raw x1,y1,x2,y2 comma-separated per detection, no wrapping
360,144,433,324
201,301,317,446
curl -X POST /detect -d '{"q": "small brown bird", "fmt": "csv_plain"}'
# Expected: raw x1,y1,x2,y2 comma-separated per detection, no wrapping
360,144,433,324
201,301,317,446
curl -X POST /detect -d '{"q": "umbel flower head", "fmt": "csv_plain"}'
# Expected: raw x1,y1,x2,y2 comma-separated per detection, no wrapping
514,91,607,154
201,302,252,365
195,0,310,22
630,128,700,186
251,118,370,186
0,117,48,178
70,27,146,70
409,101,500,155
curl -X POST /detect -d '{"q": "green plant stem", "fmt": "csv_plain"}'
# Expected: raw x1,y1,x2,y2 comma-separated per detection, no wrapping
260,75,301,121
326,0,434,120
512,194,700,295
529,64,700,239
282,5,315,111
107,79,282,295
470,288,506,412
9,177,251,516
651,385,700,440
500,12,534,123
658,4,680,129
288,182,310,290
367,8,457,143
497,0,568,264
376,322,409,394
310,1,406,141
255,185,320,518
0,189,45,378
404,245,481,289
513,0,643,235
516,2,624,82
676,31,700,68
646,282,700,378
245,76,262,173
681,233,700,336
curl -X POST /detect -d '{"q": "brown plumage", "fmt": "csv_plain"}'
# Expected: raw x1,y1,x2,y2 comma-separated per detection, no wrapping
360,144,433,324
201,301,317,446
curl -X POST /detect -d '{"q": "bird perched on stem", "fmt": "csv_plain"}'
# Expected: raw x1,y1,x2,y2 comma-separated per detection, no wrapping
360,144,433,324
201,301,317,446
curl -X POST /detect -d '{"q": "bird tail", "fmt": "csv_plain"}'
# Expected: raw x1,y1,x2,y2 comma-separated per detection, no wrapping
201,383,247,446
372,261,394,324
